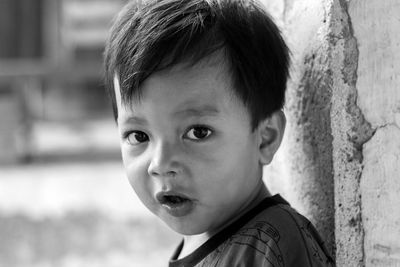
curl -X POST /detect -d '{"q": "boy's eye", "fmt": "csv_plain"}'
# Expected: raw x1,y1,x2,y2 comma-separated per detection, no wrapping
185,126,213,141
126,131,149,145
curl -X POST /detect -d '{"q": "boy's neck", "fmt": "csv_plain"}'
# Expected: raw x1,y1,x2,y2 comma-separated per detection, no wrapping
179,183,271,259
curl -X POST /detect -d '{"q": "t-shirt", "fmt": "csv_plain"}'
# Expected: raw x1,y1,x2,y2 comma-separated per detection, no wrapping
169,195,335,267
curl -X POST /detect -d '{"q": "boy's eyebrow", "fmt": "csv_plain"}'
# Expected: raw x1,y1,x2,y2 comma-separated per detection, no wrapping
173,105,220,118
119,115,148,125
118,105,220,125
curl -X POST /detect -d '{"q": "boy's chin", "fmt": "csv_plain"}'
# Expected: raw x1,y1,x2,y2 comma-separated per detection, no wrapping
161,216,209,236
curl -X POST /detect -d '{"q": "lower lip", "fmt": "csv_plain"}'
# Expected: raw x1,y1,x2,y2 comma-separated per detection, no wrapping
161,200,194,217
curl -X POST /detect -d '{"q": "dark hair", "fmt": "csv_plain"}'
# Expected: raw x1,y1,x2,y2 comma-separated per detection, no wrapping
104,0,290,129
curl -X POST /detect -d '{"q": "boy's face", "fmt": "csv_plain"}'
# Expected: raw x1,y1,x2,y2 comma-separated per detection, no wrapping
114,60,264,236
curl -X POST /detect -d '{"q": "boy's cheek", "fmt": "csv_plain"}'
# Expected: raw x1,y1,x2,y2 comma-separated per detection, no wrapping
127,176,157,209
120,146,131,167
120,143,146,161
124,163,153,198
120,150,144,176
123,153,144,170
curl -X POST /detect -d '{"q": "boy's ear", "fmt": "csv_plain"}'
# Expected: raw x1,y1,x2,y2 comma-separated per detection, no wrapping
257,110,286,165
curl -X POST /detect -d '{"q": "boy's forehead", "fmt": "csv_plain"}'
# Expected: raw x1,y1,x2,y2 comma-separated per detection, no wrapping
113,56,244,116
114,54,232,97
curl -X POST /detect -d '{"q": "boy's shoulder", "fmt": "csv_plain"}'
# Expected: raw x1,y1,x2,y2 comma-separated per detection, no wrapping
209,198,334,267
170,195,335,267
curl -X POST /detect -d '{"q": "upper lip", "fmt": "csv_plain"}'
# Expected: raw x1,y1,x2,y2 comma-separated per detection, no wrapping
156,190,193,204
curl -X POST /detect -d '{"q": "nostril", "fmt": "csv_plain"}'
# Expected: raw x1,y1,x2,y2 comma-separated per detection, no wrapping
148,166,178,177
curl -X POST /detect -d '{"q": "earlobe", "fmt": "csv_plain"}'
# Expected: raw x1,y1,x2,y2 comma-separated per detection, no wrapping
258,110,286,165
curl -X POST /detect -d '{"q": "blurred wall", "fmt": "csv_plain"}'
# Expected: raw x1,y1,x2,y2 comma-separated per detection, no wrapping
0,0,122,163
0,0,42,59
0,0,42,163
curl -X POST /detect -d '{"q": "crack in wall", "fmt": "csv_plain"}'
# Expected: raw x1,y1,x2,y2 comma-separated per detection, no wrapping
278,0,398,264
374,122,400,132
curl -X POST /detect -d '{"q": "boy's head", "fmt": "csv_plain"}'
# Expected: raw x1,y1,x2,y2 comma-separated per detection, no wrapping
104,0,289,236
104,0,289,130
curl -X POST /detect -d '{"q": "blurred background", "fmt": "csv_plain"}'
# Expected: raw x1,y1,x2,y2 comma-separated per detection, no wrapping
0,0,179,266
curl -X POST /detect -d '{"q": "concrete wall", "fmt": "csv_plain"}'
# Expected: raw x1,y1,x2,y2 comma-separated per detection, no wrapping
263,0,400,266
265,0,337,254
350,0,400,266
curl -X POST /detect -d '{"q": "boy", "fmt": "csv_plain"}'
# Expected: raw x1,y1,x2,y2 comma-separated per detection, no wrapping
104,0,335,266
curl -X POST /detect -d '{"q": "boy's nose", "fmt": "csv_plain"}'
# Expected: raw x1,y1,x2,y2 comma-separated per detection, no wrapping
147,141,182,177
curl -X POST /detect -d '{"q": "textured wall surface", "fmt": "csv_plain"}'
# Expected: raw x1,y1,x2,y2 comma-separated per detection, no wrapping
350,0,400,266
263,0,336,256
264,0,400,265
282,0,336,254
328,1,373,266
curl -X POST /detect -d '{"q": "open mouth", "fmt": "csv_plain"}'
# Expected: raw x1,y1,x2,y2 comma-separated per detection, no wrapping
155,191,195,217
162,195,189,204
157,192,191,205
